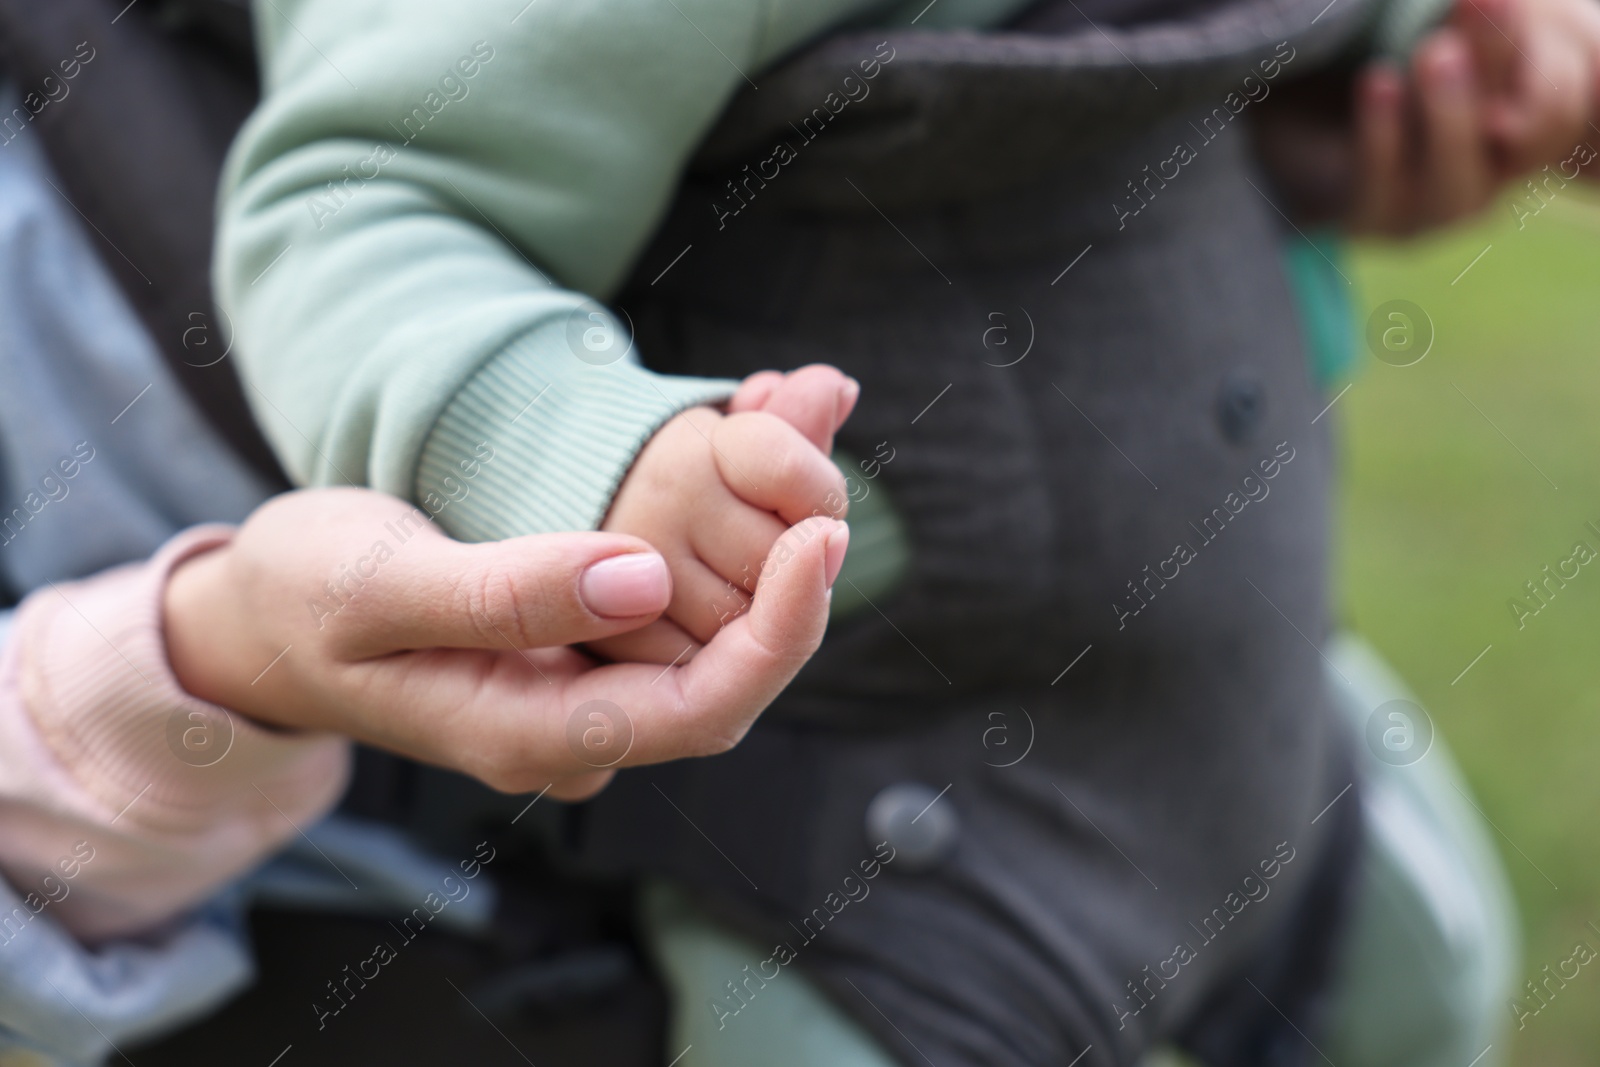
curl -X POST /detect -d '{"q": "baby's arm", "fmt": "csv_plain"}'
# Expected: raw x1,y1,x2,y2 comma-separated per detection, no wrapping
217,0,882,550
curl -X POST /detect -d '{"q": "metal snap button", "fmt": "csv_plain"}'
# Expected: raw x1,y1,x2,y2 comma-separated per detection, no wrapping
865,782,958,872
1217,372,1266,445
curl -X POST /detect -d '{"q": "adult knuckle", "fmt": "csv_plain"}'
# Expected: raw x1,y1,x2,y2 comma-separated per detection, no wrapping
464,560,538,646
746,609,822,675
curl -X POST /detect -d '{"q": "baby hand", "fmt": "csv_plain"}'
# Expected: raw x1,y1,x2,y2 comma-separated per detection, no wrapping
591,370,854,665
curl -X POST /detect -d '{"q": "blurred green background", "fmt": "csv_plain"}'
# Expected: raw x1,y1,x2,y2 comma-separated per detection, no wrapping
1342,184,1600,1066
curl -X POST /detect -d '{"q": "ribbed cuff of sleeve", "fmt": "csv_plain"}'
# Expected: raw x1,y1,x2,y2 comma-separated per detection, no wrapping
15,526,351,835
415,319,738,542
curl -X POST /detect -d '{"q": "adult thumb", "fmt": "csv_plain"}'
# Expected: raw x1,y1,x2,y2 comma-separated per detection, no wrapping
351,530,673,655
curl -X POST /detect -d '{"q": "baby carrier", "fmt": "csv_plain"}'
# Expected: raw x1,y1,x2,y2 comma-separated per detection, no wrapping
0,0,1387,1063
575,0,1376,1061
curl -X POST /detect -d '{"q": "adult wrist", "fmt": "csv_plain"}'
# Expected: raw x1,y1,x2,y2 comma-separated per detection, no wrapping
16,525,348,830
161,541,241,713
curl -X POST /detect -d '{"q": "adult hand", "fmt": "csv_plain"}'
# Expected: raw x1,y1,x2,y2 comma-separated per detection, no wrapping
1350,0,1600,235
1254,0,1600,237
163,487,844,800
1348,32,1500,234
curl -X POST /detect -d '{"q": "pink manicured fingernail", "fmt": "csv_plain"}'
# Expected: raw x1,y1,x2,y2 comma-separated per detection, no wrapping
581,553,671,618
824,523,850,588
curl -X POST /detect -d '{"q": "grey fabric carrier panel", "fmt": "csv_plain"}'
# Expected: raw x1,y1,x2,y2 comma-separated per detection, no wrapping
568,0,1379,1063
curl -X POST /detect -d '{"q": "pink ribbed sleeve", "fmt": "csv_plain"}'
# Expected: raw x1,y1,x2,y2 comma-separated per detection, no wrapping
0,525,351,942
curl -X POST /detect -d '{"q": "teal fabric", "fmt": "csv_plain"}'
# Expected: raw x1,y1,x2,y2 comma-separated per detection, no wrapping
639,636,1520,1067
1282,231,1360,390
823,448,913,619
642,880,898,1067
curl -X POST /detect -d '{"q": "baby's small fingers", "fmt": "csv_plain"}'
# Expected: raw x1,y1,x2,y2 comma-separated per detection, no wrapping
689,494,788,594
729,371,785,414
756,364,857,453
664,553,752,644
586,618,703,666
713,411,849,524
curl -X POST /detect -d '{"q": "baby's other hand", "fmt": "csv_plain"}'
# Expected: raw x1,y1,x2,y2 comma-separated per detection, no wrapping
590,403,849,665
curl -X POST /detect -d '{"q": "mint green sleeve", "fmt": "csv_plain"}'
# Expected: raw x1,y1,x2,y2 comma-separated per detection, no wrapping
214,0,889,539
